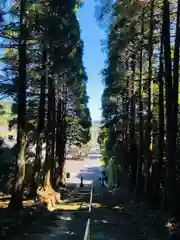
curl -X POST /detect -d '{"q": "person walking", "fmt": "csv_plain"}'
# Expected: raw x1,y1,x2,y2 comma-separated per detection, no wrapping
99,169,107,186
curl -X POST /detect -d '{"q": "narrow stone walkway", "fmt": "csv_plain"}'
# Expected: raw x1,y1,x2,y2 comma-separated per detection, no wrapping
1,183,169,239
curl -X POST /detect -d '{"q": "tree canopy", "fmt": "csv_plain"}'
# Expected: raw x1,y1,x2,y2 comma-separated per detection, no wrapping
97,0,180,217
0,0,91,209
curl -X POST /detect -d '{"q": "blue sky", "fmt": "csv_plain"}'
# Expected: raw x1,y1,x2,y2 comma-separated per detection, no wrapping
77,0,105,121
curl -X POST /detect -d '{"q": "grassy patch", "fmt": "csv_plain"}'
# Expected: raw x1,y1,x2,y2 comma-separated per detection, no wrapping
99,159,105,167
91,124,100,131
0,115,15,126
57,202,88,210
0,196,35,208
0,131,16,136
0,118,9,126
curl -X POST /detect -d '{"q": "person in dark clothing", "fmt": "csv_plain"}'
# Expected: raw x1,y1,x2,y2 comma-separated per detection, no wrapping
99,169,107,186
28,180,38,202
80,175,84,187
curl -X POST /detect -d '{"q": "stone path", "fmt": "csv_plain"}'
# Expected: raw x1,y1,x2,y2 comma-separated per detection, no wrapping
1,183,169,240
0,144,169,239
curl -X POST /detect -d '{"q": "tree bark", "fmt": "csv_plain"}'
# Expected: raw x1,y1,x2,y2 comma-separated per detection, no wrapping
163,0,175,211
8,0,27,210
55,85,67,187
29,39,47,197
129,53,137,192
170,0,180,213
145,0,154,197
44,77,54,189
154,29,164,207
136,9,144,195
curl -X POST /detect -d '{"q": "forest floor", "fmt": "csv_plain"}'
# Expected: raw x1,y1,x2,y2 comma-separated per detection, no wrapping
0,183,175,240
91,183,171,240
0,186,91,239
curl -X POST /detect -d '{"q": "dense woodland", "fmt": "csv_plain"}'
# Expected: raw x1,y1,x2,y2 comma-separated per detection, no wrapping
0,0,91,209
97,0,180,218
0,0,180,233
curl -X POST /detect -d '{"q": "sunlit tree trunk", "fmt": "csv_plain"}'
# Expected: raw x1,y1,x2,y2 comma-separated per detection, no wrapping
124,58,130,183
145,0,154,197
172,0,180,150
163,0,175,211
8,0,27,210
170,0,180,213
55,97,63,187
129,53,137,192
44,77,55,189
55,85,67,187
29,39,47,197
155,31,164,207
136,9,144,195
51,76,56,187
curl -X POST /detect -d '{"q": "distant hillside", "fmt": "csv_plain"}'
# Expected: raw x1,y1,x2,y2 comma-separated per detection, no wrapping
91,121,100,142
92,120,100,125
